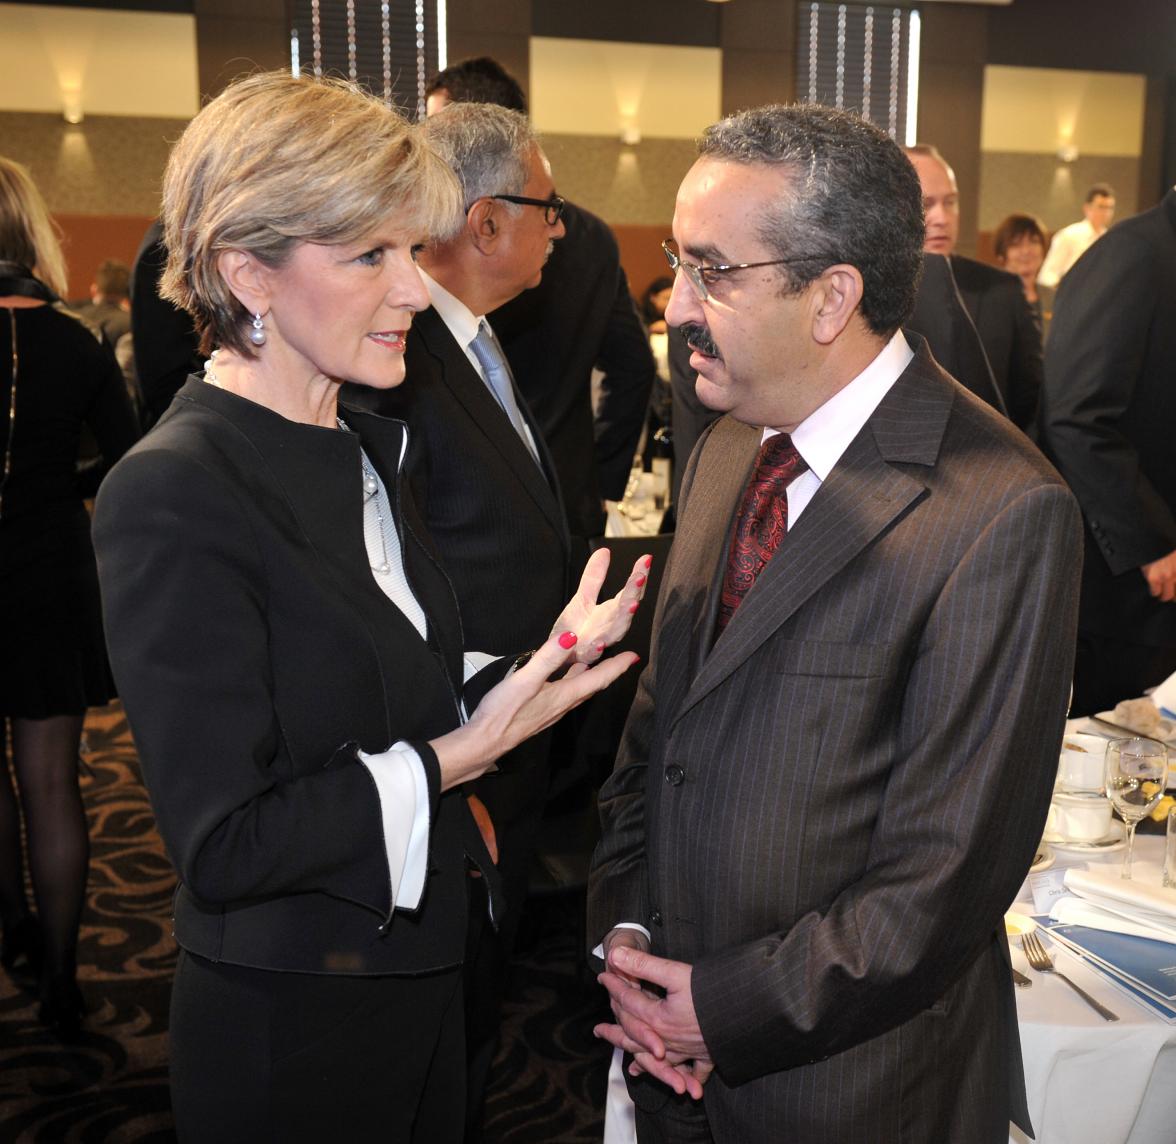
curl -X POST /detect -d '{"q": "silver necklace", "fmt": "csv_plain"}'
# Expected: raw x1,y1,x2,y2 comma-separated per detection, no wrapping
337,416,392,576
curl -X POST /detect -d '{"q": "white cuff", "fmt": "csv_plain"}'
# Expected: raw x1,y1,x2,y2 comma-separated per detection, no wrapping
592,922,653,960
462,650,501,682
357,741,431,911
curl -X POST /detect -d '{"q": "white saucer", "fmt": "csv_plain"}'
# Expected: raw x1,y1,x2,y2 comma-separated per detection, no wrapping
1042,820,1126,852
1029,845,1055,873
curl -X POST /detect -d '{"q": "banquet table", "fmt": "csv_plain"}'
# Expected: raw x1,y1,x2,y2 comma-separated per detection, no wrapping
603,833,1176,1144
1008,831,1176,1144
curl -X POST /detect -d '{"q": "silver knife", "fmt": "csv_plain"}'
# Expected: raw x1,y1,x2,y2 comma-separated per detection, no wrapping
1012,968,1032,988
1086,714,1145,738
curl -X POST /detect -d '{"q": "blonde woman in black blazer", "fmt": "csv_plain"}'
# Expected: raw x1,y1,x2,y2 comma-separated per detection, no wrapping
92,72,645,1144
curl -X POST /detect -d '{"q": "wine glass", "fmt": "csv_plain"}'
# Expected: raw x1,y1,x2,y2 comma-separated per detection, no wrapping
1104,737,1168,879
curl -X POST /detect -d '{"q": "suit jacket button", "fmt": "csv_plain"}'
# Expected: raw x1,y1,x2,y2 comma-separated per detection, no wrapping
648,909,663,927
664,764,685,786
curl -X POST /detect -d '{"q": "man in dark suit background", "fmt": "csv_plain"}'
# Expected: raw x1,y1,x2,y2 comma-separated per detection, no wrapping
346,102,571,1138
129,220,202,428
1040,188,1176,715
906,144,1043,434
426,57,654,557
588,105,1082,1143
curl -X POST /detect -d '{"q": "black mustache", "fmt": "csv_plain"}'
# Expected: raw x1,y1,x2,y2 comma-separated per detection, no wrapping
678,322,721,360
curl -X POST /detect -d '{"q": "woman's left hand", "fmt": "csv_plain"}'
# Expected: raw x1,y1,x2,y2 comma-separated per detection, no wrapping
553,547,652,664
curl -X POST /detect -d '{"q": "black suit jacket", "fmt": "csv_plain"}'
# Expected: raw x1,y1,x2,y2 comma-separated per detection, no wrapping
589,339,1083,1141
951,254,1044,433
352,304,570,656
906,253,1004,416
129,220,203,429
1041,188,1176,648
93,379,501,976
491,201,654,548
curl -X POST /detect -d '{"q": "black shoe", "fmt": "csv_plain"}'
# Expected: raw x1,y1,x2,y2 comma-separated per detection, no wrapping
1,915,44,975
38,974,86,1041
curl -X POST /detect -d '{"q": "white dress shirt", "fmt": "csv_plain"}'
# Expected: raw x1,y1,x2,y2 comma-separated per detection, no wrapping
419,269,542,460
1037,217,1103,289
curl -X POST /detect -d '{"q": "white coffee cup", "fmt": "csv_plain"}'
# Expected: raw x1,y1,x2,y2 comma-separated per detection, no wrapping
1046,791,1112,843
1058,732,1107,794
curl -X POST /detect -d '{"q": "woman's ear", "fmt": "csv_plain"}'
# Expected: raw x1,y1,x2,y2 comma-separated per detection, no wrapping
811,264,865,345
216,249,270,316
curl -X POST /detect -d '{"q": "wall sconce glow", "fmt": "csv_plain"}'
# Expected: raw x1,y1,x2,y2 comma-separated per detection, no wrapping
61,82,84,125
620,121,641,146
1056,143,1079,163
903,11,920,147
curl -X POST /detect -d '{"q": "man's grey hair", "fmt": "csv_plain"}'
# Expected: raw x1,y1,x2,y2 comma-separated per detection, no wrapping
421,102,537,211
700,105,925,336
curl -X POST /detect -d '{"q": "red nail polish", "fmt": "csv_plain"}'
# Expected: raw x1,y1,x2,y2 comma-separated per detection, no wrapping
635,575,647,588
628,602,639,614
558,631,578,649
643,555,653,569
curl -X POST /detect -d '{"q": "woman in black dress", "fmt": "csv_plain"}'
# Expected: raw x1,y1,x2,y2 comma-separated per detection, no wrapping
0,157,139,1035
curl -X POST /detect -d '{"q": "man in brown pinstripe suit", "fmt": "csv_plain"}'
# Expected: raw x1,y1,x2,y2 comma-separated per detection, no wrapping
588,105,1083,1143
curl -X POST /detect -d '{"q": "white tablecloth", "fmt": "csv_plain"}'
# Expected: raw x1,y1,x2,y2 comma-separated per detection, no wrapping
1009,833,1176,1144
603,838,1176,1144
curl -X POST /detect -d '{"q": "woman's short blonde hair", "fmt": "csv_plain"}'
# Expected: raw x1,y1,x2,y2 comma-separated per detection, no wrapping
0,157,68,299
160,71,463,358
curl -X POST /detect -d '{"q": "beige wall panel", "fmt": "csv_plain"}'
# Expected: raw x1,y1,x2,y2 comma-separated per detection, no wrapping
531,38,719,140
0,4,197,119
981,66,1146,157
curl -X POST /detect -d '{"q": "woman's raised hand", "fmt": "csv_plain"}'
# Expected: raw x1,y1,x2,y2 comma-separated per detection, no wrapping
429,549,653,792
552,547,652,665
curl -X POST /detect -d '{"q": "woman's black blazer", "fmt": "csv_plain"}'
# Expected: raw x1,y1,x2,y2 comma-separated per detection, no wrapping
93,378,501,975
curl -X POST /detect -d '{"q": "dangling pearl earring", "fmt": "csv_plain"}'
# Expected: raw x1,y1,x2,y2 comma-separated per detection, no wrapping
248,312,267,347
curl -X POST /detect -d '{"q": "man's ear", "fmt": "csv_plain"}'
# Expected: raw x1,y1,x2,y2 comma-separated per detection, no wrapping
811,264,864,345
216,249,270,316
467,199,500,255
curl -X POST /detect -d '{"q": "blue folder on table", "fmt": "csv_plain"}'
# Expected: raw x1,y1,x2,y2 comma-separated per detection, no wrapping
1035,917,1176,1019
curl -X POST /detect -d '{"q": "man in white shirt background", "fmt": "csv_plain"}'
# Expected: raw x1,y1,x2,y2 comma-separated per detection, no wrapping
1038,182,1116,289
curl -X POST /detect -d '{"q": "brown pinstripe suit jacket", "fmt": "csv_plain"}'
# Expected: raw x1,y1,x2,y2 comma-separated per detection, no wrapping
588,338,1083,1143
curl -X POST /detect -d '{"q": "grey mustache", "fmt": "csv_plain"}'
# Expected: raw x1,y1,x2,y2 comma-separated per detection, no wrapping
678,322,721,359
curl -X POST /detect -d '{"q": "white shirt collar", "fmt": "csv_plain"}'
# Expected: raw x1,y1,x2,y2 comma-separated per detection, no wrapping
767,329,913,480
418,269,484,350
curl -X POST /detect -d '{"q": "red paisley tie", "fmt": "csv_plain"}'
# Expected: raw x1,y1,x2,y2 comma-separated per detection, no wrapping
716,434,808,633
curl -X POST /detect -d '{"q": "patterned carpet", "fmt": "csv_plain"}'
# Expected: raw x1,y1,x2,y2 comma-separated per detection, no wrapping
0,702,612,1143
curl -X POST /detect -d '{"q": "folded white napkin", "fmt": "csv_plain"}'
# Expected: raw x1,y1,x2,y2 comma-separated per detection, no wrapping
1060,867,1176,943
1050,895,1176,943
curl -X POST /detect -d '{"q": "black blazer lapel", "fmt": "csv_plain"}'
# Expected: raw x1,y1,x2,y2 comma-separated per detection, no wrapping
415,308,568,544
340,404,467,690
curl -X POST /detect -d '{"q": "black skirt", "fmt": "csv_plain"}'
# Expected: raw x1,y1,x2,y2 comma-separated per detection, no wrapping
0,505,115,718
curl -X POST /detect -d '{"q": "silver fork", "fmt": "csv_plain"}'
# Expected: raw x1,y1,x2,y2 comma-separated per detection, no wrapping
1021,931,1119,1021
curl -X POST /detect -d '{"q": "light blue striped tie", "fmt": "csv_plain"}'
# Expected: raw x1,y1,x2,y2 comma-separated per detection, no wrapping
469,321,542,468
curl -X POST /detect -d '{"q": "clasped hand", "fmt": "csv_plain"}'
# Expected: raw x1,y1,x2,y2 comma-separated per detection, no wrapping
595,935,713,1101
